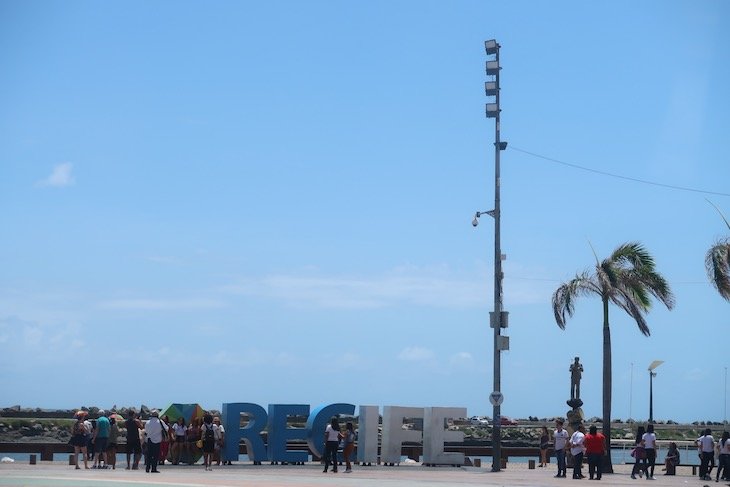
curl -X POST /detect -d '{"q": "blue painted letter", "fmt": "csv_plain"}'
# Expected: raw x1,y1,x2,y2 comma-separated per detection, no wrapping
267,404,310,463
221,403,268,462
306,403,355,458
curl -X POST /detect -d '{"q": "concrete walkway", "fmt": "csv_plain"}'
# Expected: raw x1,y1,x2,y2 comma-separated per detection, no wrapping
0,461,713,487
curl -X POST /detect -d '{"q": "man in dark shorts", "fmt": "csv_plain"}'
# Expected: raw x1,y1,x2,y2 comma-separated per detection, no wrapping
93,410,110,469
125,411,142,470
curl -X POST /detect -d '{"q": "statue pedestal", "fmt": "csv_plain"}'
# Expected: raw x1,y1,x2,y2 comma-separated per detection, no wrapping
565,398,585,468
566,398,583,409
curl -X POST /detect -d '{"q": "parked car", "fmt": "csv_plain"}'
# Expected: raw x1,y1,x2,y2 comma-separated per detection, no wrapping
500,416,517,426
469,416,489,426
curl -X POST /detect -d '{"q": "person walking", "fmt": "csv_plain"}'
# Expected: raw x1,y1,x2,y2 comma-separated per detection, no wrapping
144,410,168,473
716,431,730,482
584,425,606,480
570,424,586,479
631,426,647,479
323,417,340,473
539,426,550,468
342,422,356,473
642,424,658,479
699,428,716,481
553,419,569,478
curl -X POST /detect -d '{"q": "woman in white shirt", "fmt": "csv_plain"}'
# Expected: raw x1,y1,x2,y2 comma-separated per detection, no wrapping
698,428,716,481
716,431,730,482
171,417,188,465
642,424,657,479
322,417,341,473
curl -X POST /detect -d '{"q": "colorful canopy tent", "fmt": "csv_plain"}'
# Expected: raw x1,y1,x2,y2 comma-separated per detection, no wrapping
160,403,206,464
161,403,205,425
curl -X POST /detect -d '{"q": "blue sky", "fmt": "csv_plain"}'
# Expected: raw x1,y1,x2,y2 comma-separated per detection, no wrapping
1,0,728,423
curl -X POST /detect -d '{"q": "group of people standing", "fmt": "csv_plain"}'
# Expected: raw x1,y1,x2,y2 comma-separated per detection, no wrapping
694,428,730,482
69,409,121,470
542,419,730,482
631,425,730,482
322,417,356,473
69,409,227,473
541,420,606,480
547,420,607,480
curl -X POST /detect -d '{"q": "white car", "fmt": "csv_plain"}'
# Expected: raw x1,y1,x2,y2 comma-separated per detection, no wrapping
469,416,489,426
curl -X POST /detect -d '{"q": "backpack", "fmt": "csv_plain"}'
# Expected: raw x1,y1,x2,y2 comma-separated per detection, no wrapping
204,424,215,441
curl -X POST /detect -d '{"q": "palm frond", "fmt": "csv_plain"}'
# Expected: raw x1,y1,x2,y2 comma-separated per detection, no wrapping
612,241,650,263
556,241,673,334
610,289,651,336
706,238,730,301
621,268,676,310
552,272,597,328
707,199,730,231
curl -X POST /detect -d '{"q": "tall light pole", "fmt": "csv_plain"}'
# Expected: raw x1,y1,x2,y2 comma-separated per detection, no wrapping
648,360,664,423
629,362,634,421
473,38,508,473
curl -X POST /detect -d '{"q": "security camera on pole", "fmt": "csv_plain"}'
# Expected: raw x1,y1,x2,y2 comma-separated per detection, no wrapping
473,39,509,473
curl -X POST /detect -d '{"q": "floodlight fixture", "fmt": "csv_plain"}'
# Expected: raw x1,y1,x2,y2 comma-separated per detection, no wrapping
648,360,664,372
485,103,499,118
484,39,499,55
486,60,500,76
485,81,498,97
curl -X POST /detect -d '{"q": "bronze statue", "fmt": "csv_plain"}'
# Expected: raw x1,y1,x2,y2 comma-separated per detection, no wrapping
570,357,583,400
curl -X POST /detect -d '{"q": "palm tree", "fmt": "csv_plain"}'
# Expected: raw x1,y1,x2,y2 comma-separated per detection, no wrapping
552,242,675,473
705,201,730,301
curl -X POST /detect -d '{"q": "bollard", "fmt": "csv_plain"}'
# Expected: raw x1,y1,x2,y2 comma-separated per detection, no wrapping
69,454,75,465
528,459,535,469
474,458,481,468
29,454,37,465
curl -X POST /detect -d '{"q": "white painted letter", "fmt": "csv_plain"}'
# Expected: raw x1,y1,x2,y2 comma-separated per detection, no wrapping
423,407,466,465
381,406,424,464
356,405,380,464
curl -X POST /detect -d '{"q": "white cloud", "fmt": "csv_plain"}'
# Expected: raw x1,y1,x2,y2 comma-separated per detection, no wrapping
98,298,225,310
37,162,75,187
450,352,474,367
23,326,43,346
224,267,487,309
210,350,297,368
145,256,180,265
397,346,435,362
222,264,552,310
683,367,707,382
0,316,86,366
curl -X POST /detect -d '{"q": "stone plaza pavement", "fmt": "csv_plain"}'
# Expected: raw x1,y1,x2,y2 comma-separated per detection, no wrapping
0,461,714,487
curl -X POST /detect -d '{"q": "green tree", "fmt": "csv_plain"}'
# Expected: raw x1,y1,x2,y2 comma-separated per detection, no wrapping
552,242,674,472
705,201,730,301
